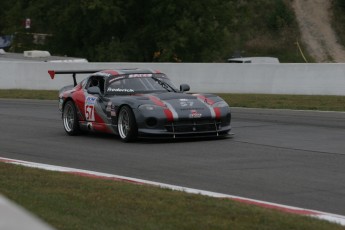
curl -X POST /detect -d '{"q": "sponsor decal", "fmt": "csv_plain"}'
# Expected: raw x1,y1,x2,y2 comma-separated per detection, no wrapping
180,107,204,111
106,102,117,119
85,96,97,121
128,74,152,78
86,96,97,104
189,110,202,118
107,87,134,93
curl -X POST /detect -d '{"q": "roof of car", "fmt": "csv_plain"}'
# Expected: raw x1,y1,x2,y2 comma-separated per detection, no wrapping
97,68,161,76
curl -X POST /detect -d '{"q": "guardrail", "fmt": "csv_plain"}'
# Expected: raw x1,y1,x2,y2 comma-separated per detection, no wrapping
1,61,345,95
0,194,54,230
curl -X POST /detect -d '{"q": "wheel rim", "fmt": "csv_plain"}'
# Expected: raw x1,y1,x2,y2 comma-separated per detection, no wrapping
118,109,130,139
63,103,74,132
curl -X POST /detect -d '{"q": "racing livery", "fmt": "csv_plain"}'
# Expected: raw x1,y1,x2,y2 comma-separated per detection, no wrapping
49,68,231,141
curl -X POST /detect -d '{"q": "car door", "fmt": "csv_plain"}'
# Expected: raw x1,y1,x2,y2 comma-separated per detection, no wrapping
83,75,112,132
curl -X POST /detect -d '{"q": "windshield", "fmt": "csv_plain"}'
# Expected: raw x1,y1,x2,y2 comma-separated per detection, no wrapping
106,75,178,94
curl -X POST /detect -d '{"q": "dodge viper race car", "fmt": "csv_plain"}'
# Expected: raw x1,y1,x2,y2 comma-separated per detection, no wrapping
48,68,231,141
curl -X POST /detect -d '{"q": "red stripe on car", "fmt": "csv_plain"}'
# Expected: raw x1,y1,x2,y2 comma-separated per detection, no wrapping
164,109,174,122
102,70,119,75
194,94,215,105
147,95,174,121
146,95,165,107
213,107,221,119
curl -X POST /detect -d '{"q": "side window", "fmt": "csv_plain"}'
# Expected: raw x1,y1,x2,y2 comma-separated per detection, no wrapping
87,76,105,94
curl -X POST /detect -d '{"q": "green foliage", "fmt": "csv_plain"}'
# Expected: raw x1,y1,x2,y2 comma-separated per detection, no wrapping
0,0,305,62
335,0,345,8
267,0,294,31
332,0,345,48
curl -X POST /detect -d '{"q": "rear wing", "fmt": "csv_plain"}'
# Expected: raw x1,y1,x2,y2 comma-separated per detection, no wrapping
48,70,102,86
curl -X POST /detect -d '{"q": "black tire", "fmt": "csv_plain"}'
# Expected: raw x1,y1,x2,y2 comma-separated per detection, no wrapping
62,101,81,136
117,106,138,142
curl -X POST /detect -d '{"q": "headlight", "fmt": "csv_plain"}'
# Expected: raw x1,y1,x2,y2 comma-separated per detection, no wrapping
212,101,229,108
139,104,161,111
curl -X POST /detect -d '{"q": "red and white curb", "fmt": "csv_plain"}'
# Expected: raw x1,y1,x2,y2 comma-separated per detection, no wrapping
1,156,345,226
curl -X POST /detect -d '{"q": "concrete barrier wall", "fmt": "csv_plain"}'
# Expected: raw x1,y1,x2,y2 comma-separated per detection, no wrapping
0,61,345,95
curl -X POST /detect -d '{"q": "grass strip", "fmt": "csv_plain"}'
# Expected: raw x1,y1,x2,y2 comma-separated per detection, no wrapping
218,93,345,111
1,89,345,112
0,162,344,230
0,89,59,100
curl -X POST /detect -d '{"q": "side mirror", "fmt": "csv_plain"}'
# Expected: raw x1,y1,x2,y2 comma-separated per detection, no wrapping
180,84,190,92
87,86,101,95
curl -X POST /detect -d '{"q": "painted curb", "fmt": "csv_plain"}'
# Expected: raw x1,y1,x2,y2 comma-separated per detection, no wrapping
1,156,345,226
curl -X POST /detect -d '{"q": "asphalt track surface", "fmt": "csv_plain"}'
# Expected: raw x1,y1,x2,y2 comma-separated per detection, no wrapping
1,99,345,216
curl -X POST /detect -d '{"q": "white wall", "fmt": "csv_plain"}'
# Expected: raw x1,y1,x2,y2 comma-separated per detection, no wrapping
1,61,345,95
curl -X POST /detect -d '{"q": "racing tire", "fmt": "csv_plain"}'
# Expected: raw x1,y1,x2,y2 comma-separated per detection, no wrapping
62,101,81,136
117,106,138,142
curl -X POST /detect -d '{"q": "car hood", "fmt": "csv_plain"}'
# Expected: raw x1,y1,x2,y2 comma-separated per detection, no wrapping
145,92,218,119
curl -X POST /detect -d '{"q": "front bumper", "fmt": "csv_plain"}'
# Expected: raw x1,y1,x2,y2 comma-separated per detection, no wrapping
137,120,231,139
134,106,232,139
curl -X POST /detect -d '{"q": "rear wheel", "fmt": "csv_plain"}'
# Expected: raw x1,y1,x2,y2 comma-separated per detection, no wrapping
62,101,81,135
117,106,138,142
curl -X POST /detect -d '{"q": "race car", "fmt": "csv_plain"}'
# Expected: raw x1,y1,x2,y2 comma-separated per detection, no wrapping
48,68,231,141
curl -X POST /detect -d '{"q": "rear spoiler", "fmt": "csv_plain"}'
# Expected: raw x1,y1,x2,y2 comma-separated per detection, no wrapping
48,70,102,86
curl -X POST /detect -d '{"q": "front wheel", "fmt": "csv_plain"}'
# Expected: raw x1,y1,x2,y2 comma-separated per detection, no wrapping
117,106,138,142
62,101,81,135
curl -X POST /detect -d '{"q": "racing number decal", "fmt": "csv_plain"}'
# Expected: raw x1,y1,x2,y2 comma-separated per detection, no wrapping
180,99,194,107
85,96,97,121
180,101,194,107
85,105,95,121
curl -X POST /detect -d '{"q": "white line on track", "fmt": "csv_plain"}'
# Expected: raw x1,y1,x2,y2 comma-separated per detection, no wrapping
1,156,345,226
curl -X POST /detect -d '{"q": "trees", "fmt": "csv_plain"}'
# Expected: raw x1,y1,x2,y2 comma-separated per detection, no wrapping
332,0,345,48
0,0,302,62
121,0,234,62
0,0,234,61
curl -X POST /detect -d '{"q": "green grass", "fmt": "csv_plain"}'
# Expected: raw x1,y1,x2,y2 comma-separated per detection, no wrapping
219,93,345,111
1,162,344,230
0,89,59,100
1,90,345,111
